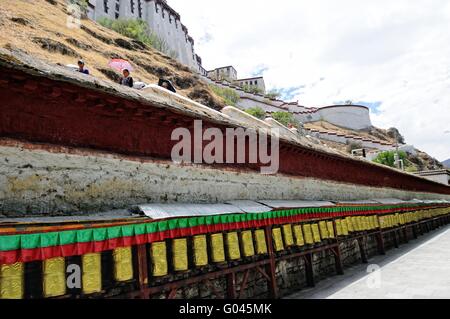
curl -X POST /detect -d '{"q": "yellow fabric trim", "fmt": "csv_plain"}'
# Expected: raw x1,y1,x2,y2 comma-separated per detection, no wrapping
82,253,102,294
272,228,284,252
151,242,168,277
293,225,305,247
241,231,255,257
282,225,294,247
211,234,226,263
226,232,241,260
255,229,268,254
43,257,66,298
113,247,134,282
0,262,24,300
193,235,208,267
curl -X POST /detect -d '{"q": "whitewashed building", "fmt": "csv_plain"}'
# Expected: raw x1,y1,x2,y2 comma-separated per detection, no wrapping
415,170,450,186
86,0,206,75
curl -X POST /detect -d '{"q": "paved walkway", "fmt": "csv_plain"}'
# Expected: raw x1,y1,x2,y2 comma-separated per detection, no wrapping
286,225,450,299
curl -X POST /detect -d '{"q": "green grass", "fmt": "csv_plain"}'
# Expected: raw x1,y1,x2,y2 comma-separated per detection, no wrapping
210,85,240,106
373,151,407,168
245,107,266,120
98,17,178,58
271,111,300,128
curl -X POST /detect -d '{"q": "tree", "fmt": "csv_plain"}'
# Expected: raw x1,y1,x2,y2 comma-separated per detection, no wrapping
245,107,266,120
344,100,354,105
373,151,407,168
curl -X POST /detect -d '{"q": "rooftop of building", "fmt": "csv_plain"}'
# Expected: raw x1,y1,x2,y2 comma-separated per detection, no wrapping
147,0,181,20
237,76,265,81
415,169,450,176
207,66,237,72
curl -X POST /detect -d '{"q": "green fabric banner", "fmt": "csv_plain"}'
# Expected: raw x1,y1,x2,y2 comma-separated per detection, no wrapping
0,203,437,252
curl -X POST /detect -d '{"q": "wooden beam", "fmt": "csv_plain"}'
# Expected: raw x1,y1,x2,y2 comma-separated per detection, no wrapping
226,272,236,299
264,226,279,299
136,244,149,299
304,253,315,287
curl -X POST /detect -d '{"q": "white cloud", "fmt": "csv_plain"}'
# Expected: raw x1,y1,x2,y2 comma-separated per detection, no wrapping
170,0,450,161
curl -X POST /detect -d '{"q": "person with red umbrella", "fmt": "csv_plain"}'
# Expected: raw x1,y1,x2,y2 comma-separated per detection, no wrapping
108,59,134,88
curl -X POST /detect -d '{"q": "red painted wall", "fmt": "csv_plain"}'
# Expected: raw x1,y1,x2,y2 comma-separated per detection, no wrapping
1,66,449,195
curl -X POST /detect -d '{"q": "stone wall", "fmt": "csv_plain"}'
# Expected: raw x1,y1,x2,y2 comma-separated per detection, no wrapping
2,142,450,217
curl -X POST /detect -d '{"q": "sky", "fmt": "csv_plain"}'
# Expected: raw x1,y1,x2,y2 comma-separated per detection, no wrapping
170,0,450,161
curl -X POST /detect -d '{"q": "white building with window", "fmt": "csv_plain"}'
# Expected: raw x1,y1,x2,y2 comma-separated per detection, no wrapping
86,0,205,74
415,170,450,186
207,66,238,82
236,76,266,93
207,66,266,93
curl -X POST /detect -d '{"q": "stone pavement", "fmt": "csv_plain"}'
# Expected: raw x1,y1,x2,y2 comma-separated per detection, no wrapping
286,225,450,299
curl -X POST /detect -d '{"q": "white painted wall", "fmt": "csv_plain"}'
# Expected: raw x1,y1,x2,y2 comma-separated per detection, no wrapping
304,129,396,152
416,172,450,186
316,106,372,130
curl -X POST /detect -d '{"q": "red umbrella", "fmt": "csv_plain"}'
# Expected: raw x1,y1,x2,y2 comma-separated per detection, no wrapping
108,59,134,72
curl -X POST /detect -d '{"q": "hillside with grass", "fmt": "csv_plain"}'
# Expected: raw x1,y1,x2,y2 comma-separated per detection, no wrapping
0,0,225,110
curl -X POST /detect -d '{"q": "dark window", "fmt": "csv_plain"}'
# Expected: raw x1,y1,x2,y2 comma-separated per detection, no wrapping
162,10,165,19
255,80,258,85
138,0,142,17
115,3,119,11
104,0,109,13
130,0,135,14
115,12,119,19
155,3,159,13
